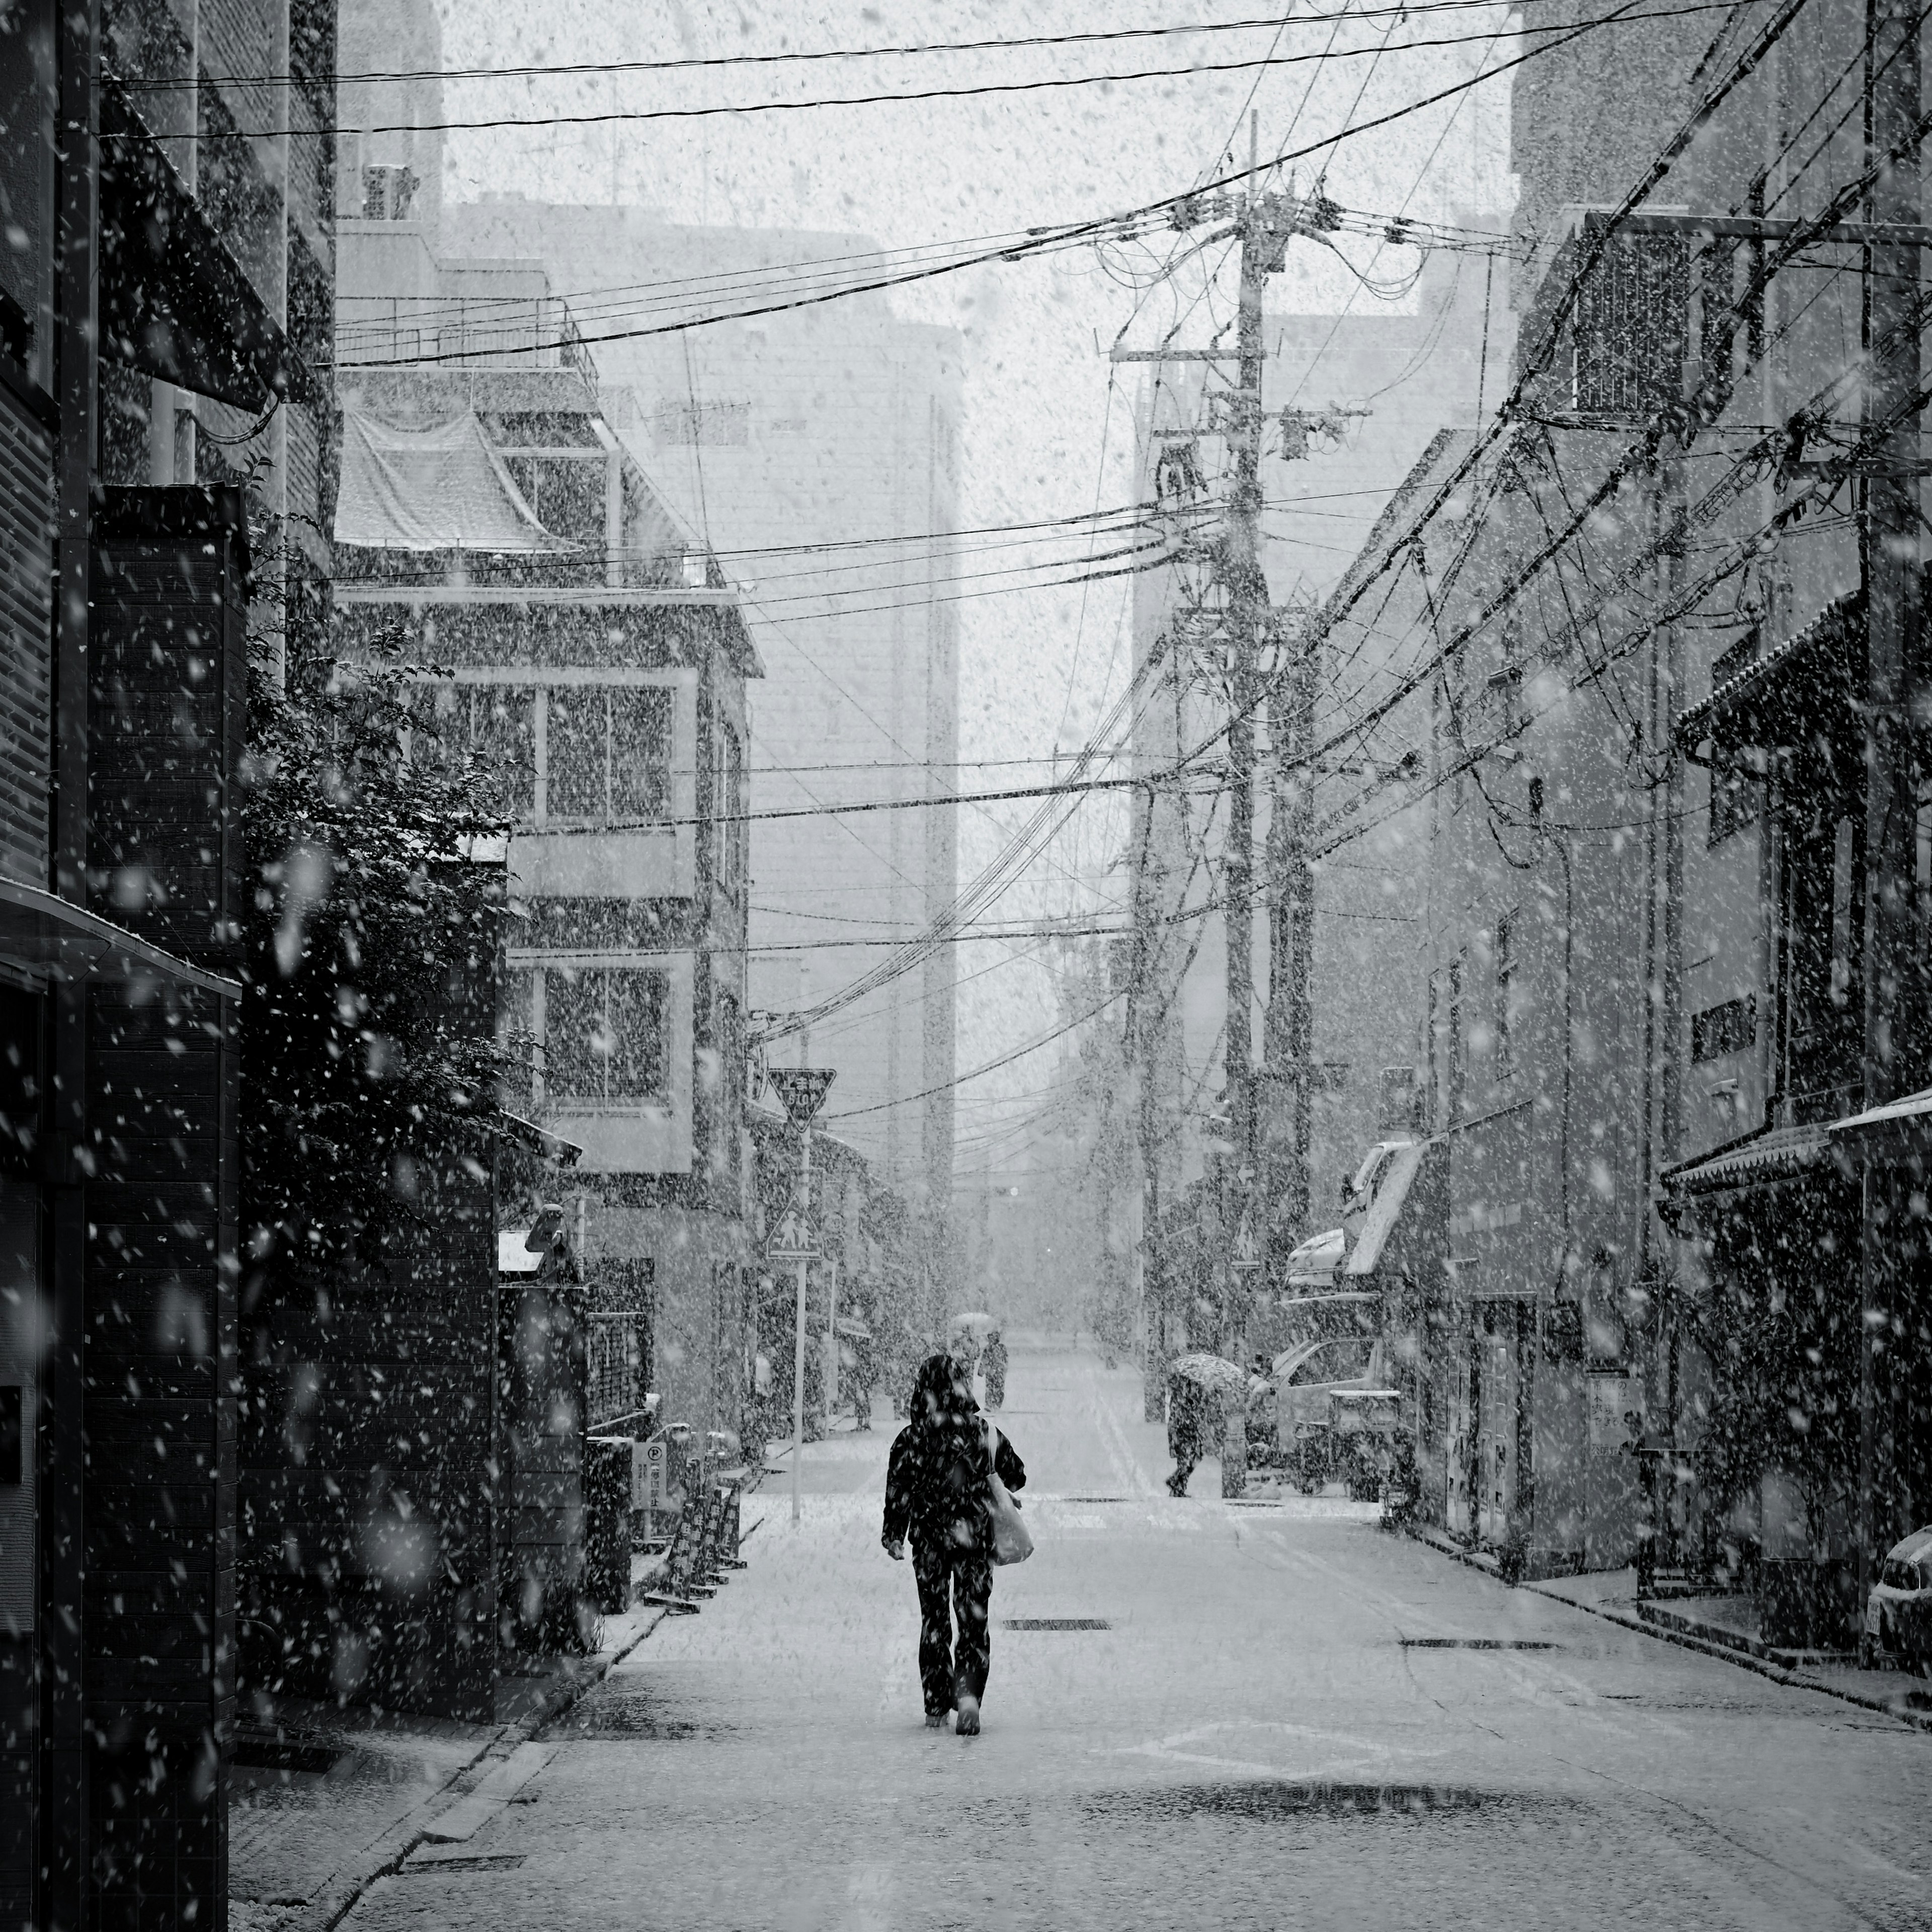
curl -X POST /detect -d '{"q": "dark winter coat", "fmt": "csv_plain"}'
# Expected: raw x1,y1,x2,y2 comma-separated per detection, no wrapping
1168,1375,1210,1457
883,1354,1026,1556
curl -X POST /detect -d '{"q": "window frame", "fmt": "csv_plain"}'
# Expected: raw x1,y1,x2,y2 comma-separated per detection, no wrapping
426,667,691,833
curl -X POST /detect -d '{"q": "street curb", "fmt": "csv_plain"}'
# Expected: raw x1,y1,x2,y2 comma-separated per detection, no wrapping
292,1608,671,1932
1399,1522,1932,1736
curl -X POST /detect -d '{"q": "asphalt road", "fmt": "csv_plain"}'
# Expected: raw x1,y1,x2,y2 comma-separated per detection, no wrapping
341,1340,1932,1931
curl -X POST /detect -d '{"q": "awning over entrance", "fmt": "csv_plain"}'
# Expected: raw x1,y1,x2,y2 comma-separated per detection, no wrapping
1672,594,1863,767
1660,1120,1832,1196
1832,1087,1932,1137
0,877,239,999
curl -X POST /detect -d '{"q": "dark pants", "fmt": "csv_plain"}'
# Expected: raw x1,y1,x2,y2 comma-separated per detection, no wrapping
911,1541,992,1716
1168,1425,1201,1496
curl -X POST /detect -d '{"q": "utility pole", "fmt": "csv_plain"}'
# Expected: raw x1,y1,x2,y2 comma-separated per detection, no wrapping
1220,115,1268,1360
1114,134,1339,1376
1858,0,1921,1609
1220,120,1338,1353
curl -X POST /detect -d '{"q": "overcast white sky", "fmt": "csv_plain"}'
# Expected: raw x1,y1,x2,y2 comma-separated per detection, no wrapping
435,1,1518,1168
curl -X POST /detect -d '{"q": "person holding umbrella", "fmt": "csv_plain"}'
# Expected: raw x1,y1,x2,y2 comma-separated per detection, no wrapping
1165,1353,1246,1496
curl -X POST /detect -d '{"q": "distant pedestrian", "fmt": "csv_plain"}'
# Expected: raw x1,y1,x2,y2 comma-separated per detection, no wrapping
983,1328,1008,1410
850,1332,876,1431
882,1353,1027,1735
1167,1371,1210,1497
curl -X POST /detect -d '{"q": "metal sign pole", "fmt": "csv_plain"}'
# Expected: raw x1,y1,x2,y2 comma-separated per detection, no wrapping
792,1116,811,1525
766,1064,835,1531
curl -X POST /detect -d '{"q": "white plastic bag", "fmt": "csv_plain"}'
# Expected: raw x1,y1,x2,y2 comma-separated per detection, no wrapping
986,1420,1033,1566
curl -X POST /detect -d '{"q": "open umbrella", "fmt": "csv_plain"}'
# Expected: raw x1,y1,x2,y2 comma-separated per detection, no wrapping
1169,1352,1248,1397
950,1311,995,1337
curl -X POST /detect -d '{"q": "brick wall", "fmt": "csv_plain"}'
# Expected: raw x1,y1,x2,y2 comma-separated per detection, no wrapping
0,396,51,890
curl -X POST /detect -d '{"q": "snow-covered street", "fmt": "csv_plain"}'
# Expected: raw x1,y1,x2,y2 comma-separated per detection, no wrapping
339,1340,1932,1931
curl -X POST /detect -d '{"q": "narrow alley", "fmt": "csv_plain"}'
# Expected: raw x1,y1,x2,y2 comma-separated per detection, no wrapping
328,1341,1932,1932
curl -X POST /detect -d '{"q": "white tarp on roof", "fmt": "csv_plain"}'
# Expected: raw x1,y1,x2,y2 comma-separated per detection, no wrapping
336,407,567,551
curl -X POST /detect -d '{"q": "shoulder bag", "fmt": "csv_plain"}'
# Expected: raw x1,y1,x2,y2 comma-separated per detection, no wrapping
985,1420,1034,1566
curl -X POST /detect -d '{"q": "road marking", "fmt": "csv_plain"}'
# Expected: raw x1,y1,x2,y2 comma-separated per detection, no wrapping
1089,1391,1159,1497
843,1861,897,1932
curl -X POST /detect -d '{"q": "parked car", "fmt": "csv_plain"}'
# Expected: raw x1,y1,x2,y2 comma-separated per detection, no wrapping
1863,1526,1932,1673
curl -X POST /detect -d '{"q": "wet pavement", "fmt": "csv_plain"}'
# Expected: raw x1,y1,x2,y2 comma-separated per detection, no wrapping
333,1339,1932,1931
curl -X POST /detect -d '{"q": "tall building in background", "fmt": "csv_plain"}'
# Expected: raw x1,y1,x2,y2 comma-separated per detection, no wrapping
437,203,963,1255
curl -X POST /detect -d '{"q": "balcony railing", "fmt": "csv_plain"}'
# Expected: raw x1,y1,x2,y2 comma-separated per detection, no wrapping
336,293,599,381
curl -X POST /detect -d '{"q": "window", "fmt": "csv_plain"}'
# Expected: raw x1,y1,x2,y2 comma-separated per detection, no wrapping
547,685,673,825
1707,634,1762,845
1427,971,1447,1130
654,398,749,447
1573,234,1690,417
1495,912,1516,1080
361,164,419,220
1831,816,1856,1009
612,689,673,822
473,686,536,819
543,967,669,1104
1691,994,1755,1063
1709,757,1761,844
501,965,536,1102
717,991,743,1175
1447,956,1466,1123
1378,1065,1417,1135
716,727,745,894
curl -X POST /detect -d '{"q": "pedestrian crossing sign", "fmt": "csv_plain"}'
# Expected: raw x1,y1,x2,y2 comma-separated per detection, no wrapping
766,1198,818,1261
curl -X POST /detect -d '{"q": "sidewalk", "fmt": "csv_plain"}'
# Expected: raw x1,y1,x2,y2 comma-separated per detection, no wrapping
1404,1520,1932,1734
231,1580,672,1931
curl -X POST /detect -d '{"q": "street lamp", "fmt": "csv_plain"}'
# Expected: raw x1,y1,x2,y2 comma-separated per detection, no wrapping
765,1066,835,1525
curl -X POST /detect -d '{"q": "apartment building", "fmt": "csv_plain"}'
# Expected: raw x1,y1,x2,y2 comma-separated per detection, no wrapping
436,203,963,1307
1,0,334,1922
1303,0,1932,1617
332,14,761,1484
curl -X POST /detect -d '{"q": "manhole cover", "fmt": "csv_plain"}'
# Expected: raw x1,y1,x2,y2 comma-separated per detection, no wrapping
1400,1638,1557,1650
1003,1618,1111,1631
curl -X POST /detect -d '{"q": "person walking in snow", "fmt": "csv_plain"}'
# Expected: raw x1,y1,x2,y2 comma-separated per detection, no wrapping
983,1327,1008,1410
881,1352,1027,1735
1167,1369,1210,1496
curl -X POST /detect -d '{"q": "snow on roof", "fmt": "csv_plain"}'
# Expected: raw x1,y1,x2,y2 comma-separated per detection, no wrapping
498,1228,546,1275
1832,1086,1932,1137
1285,1226,1346,1280
1345,1142,1428,1276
